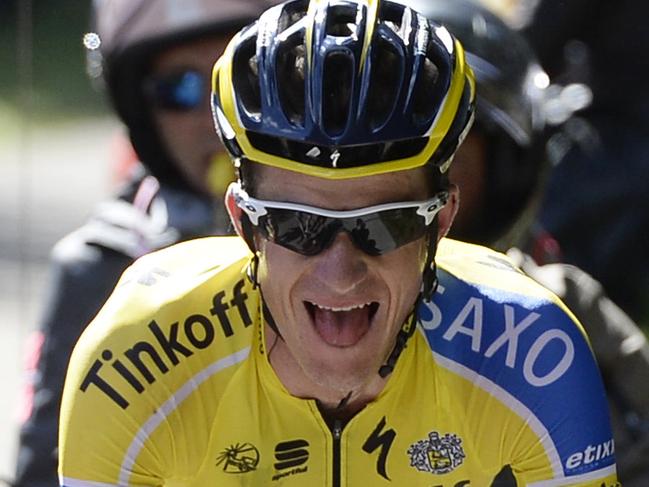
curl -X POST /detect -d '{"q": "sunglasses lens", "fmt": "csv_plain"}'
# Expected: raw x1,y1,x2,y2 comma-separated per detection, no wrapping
234,183,442,257
149,70,205,110
260,210,337,256
348,209,428,255
259,207,427,256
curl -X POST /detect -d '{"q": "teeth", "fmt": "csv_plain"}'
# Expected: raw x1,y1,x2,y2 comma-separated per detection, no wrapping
313,302,371,312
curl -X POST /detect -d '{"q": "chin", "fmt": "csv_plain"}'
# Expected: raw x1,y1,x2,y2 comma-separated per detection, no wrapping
289,302,396,394
299,346,384,396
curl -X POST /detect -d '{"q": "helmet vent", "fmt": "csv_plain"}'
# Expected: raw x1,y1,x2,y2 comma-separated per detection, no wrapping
366,37,402,130
325,4,358,38
232,35,261,118
382,137,428,160
322,52,353,136
411,50,441,124
379,2,407,38
277,0,309,35
276,32,307,126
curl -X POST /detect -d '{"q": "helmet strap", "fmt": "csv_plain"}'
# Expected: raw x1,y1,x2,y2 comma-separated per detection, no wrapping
242,216,282,335
240,214,258,255
246,252,259,289
378,231,439,378
378,301,420,378
262,294,283,340
246,253,284,340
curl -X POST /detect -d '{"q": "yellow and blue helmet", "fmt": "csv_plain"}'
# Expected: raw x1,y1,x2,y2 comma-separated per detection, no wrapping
212,0,475,180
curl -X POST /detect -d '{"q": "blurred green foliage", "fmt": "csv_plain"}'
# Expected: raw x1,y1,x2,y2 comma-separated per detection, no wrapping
0,0,109,120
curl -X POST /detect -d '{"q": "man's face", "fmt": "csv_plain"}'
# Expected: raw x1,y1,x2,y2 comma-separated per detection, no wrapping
149,34,234,195
250,165,440,401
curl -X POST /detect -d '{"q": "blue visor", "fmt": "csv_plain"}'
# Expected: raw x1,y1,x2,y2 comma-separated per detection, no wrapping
146,70,206,111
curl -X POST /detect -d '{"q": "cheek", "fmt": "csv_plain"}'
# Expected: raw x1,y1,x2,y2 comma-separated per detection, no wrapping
382,239,428,298
257,243,302,299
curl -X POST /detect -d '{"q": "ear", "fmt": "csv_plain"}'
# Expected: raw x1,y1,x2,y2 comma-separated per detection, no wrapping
436,184,459,242
225,182,260,253
225,182,245,238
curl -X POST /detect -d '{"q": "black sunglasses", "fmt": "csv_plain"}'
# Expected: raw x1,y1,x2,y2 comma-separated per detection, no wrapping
231,183,448,256
145,69,207,111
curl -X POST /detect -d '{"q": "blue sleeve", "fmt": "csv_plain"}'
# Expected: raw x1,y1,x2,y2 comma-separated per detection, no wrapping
418,268,616,480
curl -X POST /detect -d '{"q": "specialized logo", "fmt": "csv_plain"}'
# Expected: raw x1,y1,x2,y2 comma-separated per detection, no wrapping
304,146,342,167
216,442,260,473
272,439,309,481
362,416,396,480
330,149,341,168
408,431,465,475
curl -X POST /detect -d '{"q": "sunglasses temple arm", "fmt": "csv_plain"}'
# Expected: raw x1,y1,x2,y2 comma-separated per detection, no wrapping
417,192,449,226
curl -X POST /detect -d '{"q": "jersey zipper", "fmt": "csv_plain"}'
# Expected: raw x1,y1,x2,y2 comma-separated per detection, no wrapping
332,419,342,487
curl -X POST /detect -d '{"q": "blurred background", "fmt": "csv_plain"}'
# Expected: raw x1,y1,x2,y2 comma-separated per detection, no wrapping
0,0,118,477
1,0,648,483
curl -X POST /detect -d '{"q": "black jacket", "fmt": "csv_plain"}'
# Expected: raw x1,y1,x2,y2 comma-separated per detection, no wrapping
13,170,225,487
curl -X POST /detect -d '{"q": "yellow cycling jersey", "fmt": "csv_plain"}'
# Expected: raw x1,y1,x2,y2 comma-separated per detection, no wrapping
59,237,619,486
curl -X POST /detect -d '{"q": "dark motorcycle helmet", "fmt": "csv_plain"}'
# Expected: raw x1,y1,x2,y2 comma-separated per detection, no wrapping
399,0,550,246
86,0,277,192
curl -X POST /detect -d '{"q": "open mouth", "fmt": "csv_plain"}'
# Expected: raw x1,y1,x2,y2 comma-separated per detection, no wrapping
304,301,380,348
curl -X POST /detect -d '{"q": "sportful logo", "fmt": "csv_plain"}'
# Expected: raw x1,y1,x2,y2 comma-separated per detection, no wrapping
408,431,465,475
272,439,309,481
216,443,260,473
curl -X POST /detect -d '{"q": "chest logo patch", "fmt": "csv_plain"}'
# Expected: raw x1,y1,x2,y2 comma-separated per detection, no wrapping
408,431,465,475
272,439,310,481
216,442,260,473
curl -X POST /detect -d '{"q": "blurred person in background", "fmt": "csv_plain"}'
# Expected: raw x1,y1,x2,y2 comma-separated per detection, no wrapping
403,0,649,485
521,0,649,329
12,0,275,485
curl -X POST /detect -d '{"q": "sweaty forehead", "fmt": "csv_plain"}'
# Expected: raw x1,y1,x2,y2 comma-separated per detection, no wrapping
253,163,431,209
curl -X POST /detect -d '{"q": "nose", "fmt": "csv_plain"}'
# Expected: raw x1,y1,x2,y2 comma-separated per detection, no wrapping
312,231,369,294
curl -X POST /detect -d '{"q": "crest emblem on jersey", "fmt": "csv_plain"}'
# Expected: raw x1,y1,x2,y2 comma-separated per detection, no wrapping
407,431,465,474
216,442,260,473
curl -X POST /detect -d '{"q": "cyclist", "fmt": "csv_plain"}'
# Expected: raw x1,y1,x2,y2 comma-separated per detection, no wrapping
58,0,618,485
13,1,274,486
402,0,649,485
